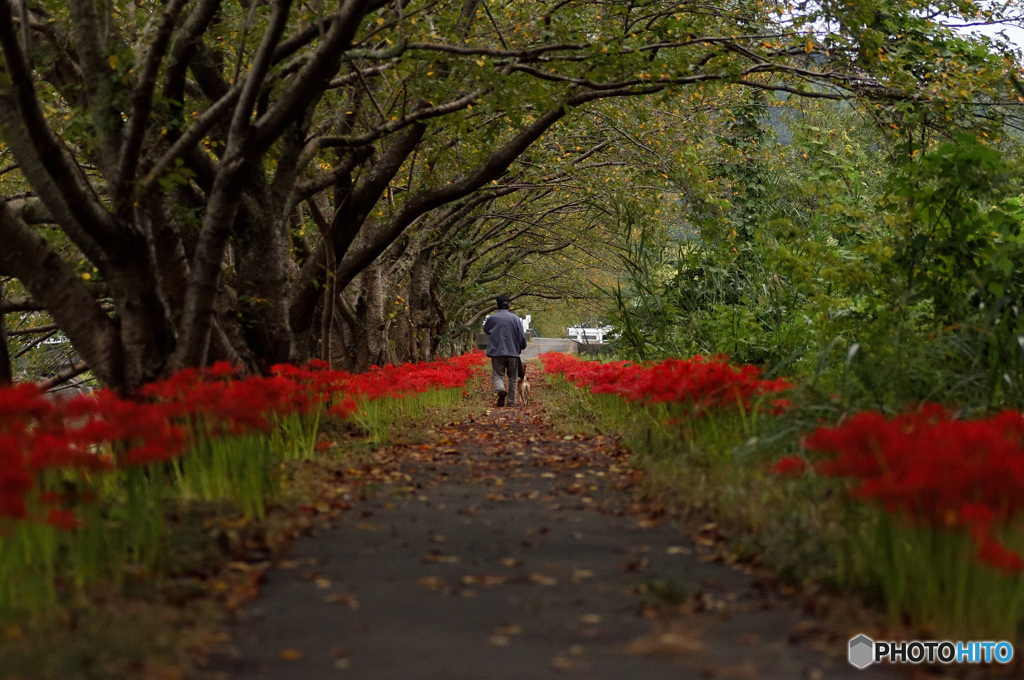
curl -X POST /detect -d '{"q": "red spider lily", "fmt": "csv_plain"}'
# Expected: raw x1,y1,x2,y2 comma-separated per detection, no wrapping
773,455,810,477
977,536,1024,575
44,508,79,531
799,406,1024,574
0,442,32,520
328,398,358,419
540,352,790,413
959,502,996,534
0,350,487,526
0,383,52,433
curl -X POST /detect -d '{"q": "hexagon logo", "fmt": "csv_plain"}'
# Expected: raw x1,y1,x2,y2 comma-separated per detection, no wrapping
849,634,875,669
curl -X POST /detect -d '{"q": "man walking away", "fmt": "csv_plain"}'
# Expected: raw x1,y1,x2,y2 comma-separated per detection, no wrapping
484,295,527,407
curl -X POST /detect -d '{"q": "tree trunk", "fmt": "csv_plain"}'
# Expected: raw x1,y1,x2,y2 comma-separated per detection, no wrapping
106,232,177,387
288,125,425,335
0,280,11,386
394,286,412,363
360,262,386,370
234,200,295,372
329,312,352,370
430,275,448,359
0,202,124,388
410,250,433,363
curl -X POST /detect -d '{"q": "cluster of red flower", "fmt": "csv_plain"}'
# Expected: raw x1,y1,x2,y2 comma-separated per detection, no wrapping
540,352,791,412
273,352,486,410
0,352,486,528
777,405,1024,574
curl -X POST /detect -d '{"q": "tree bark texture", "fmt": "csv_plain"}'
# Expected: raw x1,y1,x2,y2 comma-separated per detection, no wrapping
0,280,12,386
410,250,433,363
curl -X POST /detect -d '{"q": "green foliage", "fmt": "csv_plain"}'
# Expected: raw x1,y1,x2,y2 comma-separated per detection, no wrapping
838,509,1024,640
604,201,684,361
609,85,1024,409
885,134,1019,318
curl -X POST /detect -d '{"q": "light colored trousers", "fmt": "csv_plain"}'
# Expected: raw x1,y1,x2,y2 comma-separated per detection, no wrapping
491,356,519,405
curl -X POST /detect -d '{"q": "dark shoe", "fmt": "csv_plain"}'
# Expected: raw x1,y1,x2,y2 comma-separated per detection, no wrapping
496,390,507,407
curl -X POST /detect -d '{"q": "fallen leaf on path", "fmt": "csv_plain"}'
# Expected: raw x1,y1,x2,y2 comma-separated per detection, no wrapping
416,576,444,589
787,620,833,647
489,635,510,646
276,558,310,569
495,624,523,636
279,648,303,660
551,653,585,673
326,593,359,608
223,571,264,610
528,573,558,586
626,627,705,656
462,573,507,586
422,550,459,563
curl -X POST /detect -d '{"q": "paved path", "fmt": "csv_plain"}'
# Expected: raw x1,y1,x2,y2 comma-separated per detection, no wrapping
521,338,577,359
202,373,897,679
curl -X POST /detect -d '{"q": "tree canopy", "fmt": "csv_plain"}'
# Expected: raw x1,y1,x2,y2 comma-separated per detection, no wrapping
1,0,1022,389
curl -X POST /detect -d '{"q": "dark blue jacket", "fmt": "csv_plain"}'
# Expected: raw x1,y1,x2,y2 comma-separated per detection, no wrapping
484,309,527,357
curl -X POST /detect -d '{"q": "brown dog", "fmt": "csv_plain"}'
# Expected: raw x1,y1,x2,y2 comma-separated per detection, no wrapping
516,370,530,406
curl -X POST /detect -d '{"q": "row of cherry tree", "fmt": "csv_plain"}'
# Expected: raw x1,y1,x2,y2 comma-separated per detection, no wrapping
0,0,1021,389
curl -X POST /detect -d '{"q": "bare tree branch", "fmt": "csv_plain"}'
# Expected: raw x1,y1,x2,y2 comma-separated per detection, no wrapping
39,360,90,392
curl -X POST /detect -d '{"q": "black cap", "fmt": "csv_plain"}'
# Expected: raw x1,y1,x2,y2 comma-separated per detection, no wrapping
496,295,511,309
